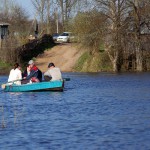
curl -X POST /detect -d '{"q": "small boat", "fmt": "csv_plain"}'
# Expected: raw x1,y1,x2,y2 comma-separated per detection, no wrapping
3,80,65,92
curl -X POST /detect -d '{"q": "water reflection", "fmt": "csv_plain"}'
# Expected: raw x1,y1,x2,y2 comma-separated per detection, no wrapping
0,92,25,128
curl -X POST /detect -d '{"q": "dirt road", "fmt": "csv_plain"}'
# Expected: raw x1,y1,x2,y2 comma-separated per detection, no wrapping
36,43,82,72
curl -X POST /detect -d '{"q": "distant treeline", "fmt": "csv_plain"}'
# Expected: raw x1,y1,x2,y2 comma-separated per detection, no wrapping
0,0,150,72
72,1,150,72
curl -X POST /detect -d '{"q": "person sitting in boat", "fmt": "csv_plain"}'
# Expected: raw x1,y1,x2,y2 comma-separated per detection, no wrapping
8,63,22,85
23,60,42,83
21,65,31,84
22,65,31,78
44,62,62,81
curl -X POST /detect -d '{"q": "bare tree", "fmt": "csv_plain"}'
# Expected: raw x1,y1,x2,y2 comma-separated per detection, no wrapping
0,0,13,21
0,0,31,62
127,0,150,71
46,0,51,34
73,10,107,53
95,0,128,72
31,0,46,33
57,0,78,31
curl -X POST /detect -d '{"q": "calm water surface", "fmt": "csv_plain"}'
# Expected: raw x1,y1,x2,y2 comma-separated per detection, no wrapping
0,72,150,150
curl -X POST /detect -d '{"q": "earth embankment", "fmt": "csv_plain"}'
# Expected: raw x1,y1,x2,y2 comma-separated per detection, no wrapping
36,43,83,72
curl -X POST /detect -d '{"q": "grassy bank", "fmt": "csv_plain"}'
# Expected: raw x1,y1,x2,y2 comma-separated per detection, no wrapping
75,51,112,72
0,62,11,75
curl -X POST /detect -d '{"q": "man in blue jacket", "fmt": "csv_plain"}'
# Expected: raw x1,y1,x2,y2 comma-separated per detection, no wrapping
24,60,42,83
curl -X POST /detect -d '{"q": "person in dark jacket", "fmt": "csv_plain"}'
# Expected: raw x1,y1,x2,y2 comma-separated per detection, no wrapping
22,65,31,78
23,60,42,83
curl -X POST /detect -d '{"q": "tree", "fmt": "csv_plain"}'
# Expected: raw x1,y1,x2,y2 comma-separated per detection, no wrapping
0,0,30,62
46,0,51,34
0,0,13,21
31,0,46,34
95,0,128,72
10,5,29,34
57,0,78,31
73,10,107,53
127,0,150,71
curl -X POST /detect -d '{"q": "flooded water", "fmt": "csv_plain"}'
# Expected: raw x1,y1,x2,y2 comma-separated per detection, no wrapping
0,72,150,150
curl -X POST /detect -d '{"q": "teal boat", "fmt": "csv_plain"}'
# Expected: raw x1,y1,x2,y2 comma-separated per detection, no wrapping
3,80,64,92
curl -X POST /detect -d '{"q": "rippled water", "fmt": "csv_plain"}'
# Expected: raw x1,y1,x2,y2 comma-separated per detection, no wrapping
0,72,150,150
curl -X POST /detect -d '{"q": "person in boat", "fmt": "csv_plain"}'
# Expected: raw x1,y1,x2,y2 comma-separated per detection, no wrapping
8,63,22,85
44,62,62,81
21,65,31,84
22,65,31,78
23,60,42,83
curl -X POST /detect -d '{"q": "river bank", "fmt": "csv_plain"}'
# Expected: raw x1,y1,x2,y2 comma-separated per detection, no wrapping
35,43,84,72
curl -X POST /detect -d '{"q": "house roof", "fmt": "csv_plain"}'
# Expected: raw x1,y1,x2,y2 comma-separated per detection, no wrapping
0,23,10,26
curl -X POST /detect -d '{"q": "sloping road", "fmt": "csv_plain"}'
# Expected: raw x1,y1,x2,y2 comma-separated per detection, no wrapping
36,43,83,72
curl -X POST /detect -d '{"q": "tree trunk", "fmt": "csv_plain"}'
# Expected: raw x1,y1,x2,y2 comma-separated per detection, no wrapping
136,44,143,71
106,46,119,72
112,59,118,72
46,0,51,34
59,0,65,31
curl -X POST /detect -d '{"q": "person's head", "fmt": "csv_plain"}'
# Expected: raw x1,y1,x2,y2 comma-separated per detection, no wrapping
48,62,55,69
27,65,31,72
28,60,34,68
18,66,22,70
14,63,19,70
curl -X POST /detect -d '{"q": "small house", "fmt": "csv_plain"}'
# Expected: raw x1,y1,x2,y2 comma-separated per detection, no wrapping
0,23,9,40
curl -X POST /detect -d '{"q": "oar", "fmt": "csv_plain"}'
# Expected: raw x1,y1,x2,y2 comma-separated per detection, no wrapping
1,79,23,89
63,78,70,81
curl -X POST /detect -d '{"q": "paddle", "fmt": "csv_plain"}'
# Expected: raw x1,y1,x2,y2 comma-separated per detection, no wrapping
1,79,23,89
63,78,70,81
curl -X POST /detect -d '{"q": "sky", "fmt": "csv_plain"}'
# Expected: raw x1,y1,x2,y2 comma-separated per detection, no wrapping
15,0,35,19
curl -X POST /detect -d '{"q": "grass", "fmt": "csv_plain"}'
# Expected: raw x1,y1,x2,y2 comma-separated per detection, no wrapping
0,61,12,74
99,51,112,71
0,61,11,68
75,50,112,72
75,51,91,71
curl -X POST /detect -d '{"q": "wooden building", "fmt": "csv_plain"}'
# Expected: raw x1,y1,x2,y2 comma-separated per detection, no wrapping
0,23,9,47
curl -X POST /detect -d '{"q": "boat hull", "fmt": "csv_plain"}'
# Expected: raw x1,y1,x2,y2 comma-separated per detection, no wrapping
4,80,64,92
